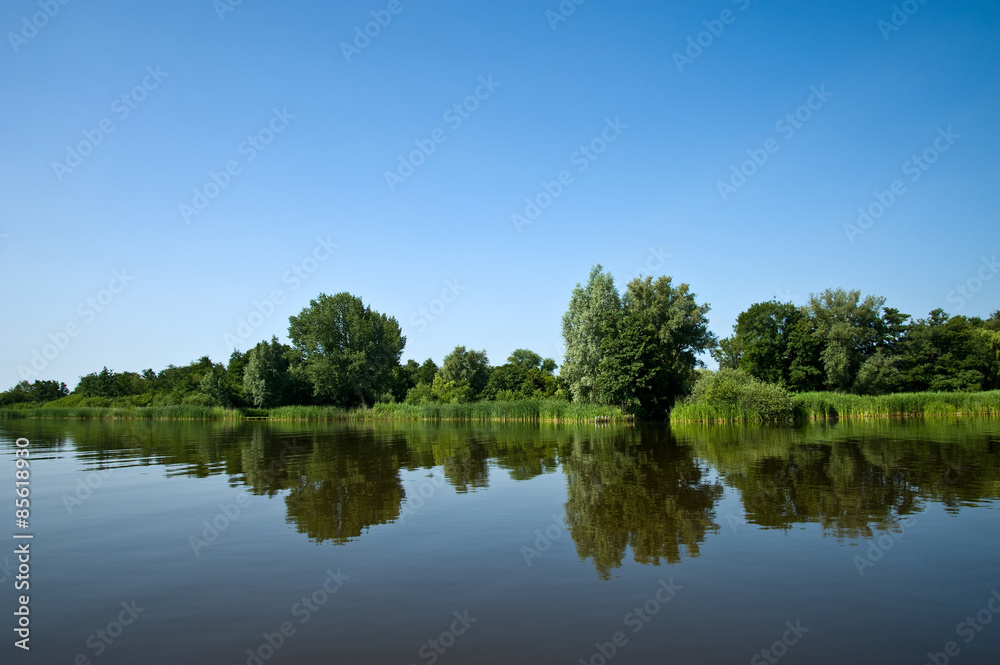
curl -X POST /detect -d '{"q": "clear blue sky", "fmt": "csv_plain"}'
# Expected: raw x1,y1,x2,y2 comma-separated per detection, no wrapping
2,0,997,389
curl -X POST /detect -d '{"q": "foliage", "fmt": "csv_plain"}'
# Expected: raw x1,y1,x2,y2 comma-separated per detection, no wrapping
439,346,491,399
671,368,795,423
562,267,714,417
0,380,69,406
243,337,293,408
288,292,405,407
561,265,622,403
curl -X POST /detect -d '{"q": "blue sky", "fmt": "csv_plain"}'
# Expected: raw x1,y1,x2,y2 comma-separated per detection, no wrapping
1,0,997,389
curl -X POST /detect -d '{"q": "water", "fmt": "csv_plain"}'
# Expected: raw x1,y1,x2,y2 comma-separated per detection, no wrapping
1,418,999,665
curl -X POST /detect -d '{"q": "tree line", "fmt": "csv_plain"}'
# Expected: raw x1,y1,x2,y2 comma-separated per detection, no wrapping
3,267,997,418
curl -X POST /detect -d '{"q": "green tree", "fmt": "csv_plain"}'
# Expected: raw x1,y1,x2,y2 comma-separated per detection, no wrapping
895,310,992,392
76,367,122,398
480,348,560,400
713,301,824,392
0,380,69,406
288,293,406,407
440,346,491,399
561,265,622,403
805,289,908,393
599,276,715,417
244,337,292,408
197,363,233,406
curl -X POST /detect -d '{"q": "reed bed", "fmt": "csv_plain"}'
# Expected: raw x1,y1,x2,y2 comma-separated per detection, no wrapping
670,390,1000,423
1,399,628,424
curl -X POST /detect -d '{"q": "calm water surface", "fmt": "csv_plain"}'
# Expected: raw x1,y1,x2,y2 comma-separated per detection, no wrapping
1,418,999,665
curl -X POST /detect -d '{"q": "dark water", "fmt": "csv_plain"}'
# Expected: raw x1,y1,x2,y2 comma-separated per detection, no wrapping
1,418,999,665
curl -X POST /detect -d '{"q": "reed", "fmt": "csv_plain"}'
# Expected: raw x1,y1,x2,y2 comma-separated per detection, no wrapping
792,390,1000,419
1,399,629,424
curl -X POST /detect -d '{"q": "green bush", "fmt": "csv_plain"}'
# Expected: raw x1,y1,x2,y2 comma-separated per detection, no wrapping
671,369,795,423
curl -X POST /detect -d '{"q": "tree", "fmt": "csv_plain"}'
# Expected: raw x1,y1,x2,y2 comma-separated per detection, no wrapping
440,346,491,399
480,348,560,400
244,337,292,408
561,265,621,403
805,289,908,393
599,276,716,417
288,293,405,407
76,367,122,398
895,310,992,392
507,348,543,370
561,266,715,416
0,380,69,406
197,363,233,406
713,301,824,392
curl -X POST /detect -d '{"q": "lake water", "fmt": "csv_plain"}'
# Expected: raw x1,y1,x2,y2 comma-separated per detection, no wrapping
2,418,999,665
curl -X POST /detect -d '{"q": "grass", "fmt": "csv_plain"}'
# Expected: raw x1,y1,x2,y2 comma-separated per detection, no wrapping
0,405,239,420
0,399,629,424
792,390,1000,420
670,390,1000,423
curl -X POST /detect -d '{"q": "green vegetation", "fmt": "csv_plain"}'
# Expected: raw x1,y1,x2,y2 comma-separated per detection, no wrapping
713,291,999,395
670,368,796,423
671,377,1000,422
561,265,715,417
5,275,999,425
792,390,1000,419
0,399,627,423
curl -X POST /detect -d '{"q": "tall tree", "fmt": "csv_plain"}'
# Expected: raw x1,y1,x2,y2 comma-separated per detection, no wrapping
600,276,715,417
243,337,292,408
288,293,405,407
561,265,621,403
713,301,824,392
440,346,491,398
805,288,908,393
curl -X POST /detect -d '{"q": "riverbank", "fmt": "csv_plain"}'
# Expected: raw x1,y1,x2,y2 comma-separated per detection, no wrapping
669,390,1000,423
0,399,630,423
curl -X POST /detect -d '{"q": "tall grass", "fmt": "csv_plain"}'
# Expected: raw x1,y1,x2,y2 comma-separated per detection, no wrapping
1,399,628,424
0,405,238,420
268,399,628,423
671,389,1000,423
793,390,1000,419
